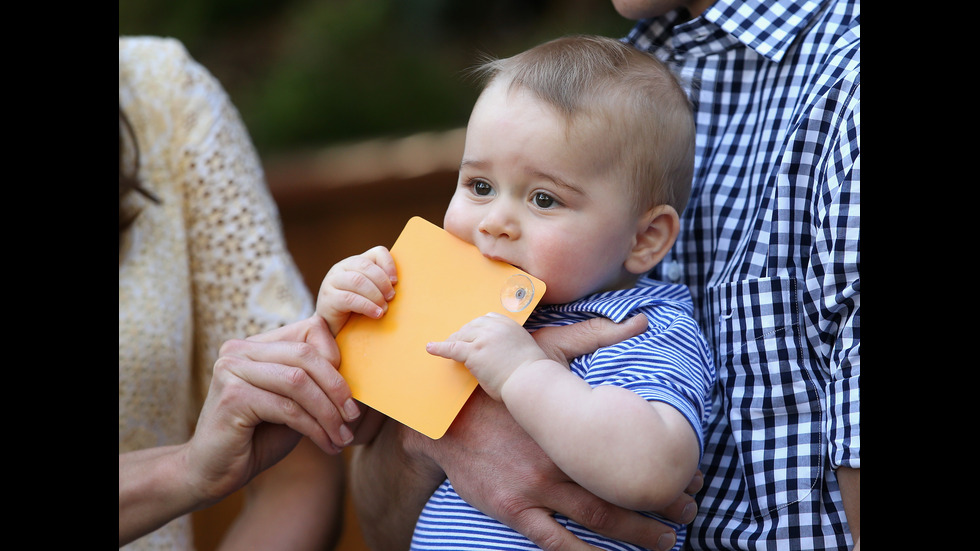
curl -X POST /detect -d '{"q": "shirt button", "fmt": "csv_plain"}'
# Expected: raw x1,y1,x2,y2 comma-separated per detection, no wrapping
666,260,682,282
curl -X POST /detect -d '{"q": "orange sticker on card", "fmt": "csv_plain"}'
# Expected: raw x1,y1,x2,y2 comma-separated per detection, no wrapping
335,217,546,439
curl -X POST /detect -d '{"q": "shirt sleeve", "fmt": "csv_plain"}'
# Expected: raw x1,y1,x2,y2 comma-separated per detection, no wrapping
584,306,715,458
159,39,315,406
803,62,860,471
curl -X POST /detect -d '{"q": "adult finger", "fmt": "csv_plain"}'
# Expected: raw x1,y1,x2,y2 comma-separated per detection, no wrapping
533,314,647,366
653,469,702,525
246,316,336,355
201,358,339,459
294,315,342,361
217,339,355,447
545,482,681,551
241,317,353,420
505,507,597,551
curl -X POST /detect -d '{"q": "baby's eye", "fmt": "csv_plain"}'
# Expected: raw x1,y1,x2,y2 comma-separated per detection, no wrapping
533,192,557,208
472,180,493,196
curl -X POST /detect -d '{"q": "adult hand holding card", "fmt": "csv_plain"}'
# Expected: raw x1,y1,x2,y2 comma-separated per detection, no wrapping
335,217,546,439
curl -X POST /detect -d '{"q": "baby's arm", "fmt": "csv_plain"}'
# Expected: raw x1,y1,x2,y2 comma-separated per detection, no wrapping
426,313,699,512
317,245,398,337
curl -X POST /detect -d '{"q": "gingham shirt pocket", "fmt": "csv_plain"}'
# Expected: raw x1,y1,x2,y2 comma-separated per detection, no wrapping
708,275,823,519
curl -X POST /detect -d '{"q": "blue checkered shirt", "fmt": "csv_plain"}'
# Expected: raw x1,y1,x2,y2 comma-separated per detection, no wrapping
625,0,860,549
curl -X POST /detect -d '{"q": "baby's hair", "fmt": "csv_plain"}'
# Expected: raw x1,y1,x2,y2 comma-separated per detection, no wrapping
469,35,694,214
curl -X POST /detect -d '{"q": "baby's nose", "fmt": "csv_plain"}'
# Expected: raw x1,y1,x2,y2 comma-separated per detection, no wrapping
478,205,520,239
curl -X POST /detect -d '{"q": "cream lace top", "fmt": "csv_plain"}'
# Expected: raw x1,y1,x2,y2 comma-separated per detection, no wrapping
119,36,313,550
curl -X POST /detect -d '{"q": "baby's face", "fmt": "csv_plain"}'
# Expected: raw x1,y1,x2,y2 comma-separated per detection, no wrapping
444,82,644,305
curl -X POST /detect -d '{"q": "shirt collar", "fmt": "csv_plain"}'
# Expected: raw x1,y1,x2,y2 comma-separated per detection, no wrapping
531,281,694,324
635,0,835,63
702,0,833,62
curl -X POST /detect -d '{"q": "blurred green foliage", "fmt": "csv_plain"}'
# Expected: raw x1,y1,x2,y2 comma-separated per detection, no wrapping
119,0,631,156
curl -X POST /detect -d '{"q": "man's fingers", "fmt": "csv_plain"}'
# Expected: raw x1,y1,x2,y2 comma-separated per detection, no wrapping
507,507,597,551
649,469,701,526
545,481,678,551
533,314,648,364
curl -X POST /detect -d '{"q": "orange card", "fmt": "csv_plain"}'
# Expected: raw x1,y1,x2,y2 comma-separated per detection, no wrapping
335,217,546,439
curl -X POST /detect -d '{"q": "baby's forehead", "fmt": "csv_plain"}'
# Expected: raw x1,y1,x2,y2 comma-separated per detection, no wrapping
476,81,609,135
470,81,627,167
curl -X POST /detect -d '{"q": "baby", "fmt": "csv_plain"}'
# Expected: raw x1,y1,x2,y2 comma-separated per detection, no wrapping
318,35,714,551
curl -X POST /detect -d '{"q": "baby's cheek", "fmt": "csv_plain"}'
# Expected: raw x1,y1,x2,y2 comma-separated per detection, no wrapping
531,248,578,304
442,210,473,245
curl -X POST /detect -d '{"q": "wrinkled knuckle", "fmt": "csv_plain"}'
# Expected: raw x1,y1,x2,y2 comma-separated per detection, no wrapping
324,373,349,397
339,291,363,311
212,354,233,375
212,354,244,383
578,502,614,533
493,492,532,522
217,338,244,358
214,367,249,405
292,341,318,364
538,531,569,551
585,316,607,333
282,365,309,389
277,393,302,418
348,270,372,289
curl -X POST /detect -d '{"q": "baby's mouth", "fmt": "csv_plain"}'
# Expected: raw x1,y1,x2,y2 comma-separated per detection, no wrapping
486,255,523,272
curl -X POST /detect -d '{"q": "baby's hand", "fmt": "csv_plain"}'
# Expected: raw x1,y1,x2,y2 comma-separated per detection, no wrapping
426,312,548,400
317,246,397,336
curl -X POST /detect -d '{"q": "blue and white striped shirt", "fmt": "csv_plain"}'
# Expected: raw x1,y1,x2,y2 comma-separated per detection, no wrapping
411,281,715,551
625,1,860,548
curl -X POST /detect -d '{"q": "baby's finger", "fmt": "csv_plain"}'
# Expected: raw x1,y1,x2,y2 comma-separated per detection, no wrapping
360,245,398,283
334,262,395,307
425,338,473,363
329,288,389,320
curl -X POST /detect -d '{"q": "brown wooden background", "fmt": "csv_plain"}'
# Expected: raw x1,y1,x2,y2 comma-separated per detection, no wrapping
192,129,465,551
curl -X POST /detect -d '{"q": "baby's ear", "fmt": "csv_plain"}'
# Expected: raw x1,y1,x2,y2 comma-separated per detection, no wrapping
624,205,679,275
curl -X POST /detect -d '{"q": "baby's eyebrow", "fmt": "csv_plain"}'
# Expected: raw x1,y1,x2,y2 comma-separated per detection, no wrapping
459,158,585,196
529,169,585,196
459,158,487,170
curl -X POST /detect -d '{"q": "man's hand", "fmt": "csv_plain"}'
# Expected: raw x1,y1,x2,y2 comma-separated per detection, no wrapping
426,314,702,551
351,314,702,551
433,388,700,551
533,313,648,366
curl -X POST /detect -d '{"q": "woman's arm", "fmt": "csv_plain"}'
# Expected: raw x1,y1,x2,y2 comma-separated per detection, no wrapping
119,316,356,546
119,445,206,546
218,438,345,551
